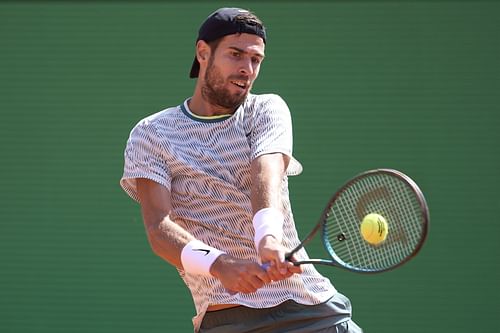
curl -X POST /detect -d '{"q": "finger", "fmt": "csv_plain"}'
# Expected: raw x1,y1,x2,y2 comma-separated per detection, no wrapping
263,262,283,281
238,280,260,294
286,255,304,274
267,270,283,281
269,266,291,281
277,250,286,264
238,266,269,290
226,288,238,295
288,265,303,274
276,259,289,275
256,267,272,284
277,251,289,274
236,286,253,294
248,275,266,290
263,252,287,276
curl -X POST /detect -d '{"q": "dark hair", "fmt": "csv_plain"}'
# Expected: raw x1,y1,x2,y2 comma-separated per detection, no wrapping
234,11,264,30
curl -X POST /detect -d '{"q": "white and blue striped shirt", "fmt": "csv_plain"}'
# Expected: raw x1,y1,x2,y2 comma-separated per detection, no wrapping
120,93,335,332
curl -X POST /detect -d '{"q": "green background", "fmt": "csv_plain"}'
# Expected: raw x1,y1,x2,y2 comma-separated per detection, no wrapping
1,1,499,332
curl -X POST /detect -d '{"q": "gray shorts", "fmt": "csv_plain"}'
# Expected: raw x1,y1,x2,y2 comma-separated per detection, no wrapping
199,292,363,333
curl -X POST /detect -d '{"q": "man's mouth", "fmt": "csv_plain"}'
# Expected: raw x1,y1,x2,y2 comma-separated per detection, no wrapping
230,79,248,90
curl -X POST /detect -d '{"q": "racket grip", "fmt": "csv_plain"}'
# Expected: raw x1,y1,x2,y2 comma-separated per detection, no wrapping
261,254,298,270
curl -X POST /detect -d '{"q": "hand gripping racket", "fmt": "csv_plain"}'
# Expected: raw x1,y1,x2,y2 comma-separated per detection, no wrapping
279,169,429,273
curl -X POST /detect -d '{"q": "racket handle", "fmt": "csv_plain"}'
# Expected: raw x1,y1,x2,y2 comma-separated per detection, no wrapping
261,251,300,270
261,254,299,270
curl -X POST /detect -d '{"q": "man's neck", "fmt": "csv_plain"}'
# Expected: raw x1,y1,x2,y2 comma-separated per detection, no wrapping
189,89,237,117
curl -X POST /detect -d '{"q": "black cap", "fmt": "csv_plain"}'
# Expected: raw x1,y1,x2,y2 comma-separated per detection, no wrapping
189,8,267,78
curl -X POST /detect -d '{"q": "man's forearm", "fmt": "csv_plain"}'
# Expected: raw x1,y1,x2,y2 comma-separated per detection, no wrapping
145,215,195,268
250,153,289,213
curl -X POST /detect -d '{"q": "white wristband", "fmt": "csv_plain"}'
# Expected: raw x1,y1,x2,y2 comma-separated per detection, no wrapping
181,240,225,277
252,207,284,250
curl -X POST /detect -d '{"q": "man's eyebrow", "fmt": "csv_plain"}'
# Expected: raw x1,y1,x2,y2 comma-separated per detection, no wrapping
228,46,265,59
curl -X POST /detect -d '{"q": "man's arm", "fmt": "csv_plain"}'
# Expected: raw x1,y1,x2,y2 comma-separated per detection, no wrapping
136,178,271,293
251,153,289,211
136,178,193,268
251,153,303,280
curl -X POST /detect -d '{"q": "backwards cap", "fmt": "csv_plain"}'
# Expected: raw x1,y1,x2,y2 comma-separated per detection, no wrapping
189,8,267,78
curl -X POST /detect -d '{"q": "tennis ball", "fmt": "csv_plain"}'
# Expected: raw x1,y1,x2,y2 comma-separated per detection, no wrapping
360,213,388,245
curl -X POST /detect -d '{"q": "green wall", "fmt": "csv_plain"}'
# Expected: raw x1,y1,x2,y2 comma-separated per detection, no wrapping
1,1,499,332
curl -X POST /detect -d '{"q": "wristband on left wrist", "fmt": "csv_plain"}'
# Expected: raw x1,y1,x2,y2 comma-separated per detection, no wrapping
180,239,225,277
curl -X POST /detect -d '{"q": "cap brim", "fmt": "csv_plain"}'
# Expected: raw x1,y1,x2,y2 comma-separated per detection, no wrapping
189,56,200,78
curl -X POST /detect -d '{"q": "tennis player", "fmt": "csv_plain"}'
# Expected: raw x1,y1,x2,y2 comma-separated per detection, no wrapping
120,7,362,333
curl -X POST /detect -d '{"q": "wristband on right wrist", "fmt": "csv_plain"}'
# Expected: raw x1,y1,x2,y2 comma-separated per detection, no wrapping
252,207,284,250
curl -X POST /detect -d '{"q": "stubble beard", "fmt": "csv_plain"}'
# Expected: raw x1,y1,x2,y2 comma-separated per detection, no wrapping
202,58,249,111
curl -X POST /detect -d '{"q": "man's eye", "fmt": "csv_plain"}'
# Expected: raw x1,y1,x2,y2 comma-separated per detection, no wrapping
252,57,262,64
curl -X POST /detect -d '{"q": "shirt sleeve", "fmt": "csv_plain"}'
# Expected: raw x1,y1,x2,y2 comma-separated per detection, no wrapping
250,94,294,160
119,120,171,202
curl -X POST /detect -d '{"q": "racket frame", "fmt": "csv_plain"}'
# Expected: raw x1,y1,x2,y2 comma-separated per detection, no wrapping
286,168,430,273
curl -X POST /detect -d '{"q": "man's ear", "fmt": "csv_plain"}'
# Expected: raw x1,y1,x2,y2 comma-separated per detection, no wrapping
196,40,210,63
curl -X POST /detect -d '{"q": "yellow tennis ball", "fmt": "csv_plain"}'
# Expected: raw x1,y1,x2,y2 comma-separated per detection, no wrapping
360,213,388,245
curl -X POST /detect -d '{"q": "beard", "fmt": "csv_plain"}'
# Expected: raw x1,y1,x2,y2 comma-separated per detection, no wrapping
201,58,249,111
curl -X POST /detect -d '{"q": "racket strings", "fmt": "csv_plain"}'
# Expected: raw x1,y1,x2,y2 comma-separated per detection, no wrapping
324,172,426,272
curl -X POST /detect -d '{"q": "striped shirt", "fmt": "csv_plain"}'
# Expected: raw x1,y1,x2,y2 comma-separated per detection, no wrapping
120,93,335,332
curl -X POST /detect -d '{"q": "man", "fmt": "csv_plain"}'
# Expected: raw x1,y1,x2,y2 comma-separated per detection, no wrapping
120,7,362,333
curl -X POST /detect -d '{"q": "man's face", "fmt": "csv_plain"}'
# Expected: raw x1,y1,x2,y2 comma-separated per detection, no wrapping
201,33,265,110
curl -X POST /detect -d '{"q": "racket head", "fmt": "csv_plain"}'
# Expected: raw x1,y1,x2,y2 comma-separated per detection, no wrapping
321,169,429,273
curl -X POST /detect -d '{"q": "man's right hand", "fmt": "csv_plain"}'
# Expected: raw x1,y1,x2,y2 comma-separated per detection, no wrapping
257,235,303,281
209,254,272,294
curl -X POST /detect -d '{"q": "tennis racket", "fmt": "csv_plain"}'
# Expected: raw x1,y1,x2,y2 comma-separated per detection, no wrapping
278,169,429,273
